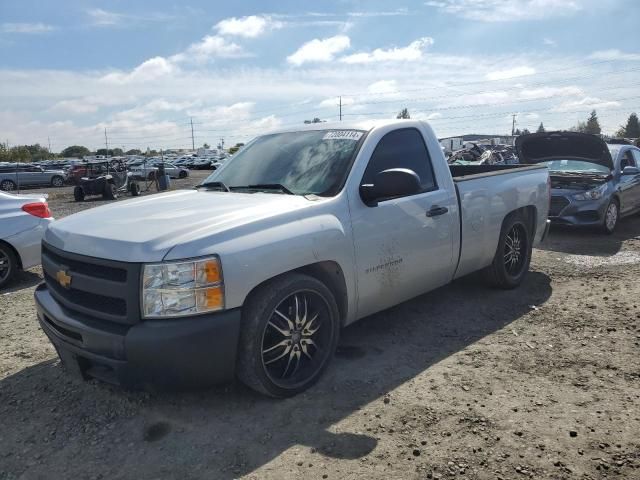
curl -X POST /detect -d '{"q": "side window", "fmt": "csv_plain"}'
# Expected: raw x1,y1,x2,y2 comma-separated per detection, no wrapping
362,128,436,192
631,149,640,166
621,151,636,169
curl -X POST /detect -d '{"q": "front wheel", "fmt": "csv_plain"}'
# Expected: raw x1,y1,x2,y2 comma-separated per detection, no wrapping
602,199,618,234
484,213,532,289
129,181,140,196
237,273,340,397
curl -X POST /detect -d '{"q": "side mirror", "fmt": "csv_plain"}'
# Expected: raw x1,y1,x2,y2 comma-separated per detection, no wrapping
360,168,422,206
622,166,640,175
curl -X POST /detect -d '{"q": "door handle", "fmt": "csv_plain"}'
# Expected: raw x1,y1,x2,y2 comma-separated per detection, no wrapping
426,205,449,217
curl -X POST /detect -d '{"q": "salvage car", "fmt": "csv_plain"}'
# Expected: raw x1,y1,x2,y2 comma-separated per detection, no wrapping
35,120,550,397
516,131,640,233
0,164,66,191
72,159,140,201
0,191,53,288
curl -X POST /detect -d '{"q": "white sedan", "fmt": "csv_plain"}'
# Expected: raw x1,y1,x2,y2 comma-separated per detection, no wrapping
0,191,54,288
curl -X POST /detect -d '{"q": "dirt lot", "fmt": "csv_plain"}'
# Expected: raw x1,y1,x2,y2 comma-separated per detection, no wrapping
1,175,639,479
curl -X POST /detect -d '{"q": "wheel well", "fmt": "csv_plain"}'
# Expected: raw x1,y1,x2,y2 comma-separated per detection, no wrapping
245,261,349,325
505,205,538,238
0,240,22,269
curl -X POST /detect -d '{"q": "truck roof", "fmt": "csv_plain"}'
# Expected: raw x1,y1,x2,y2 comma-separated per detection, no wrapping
268,119,426,135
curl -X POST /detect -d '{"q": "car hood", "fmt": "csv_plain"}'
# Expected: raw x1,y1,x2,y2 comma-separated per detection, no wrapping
44,189,314,262
515,131,614,170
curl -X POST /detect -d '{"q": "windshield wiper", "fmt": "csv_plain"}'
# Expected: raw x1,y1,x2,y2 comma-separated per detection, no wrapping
195,181,230,192
230,183,294,195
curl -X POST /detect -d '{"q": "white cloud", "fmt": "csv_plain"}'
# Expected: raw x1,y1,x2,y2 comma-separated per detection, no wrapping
340,37,434,64
318,97,354,108
425,0,583,21
86,8,123,26
543,37,556,46
486,66,535,80
287,35,351,66
1,22,55,34
101,57,177,84
518,86,583,99
589,49,640,61
552,96,621,112
215,15,283,38
170,35,245,64
50,95,137,115
367,80,399,96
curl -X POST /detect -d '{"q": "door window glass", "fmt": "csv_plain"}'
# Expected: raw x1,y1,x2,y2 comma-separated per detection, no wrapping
362,128,436,192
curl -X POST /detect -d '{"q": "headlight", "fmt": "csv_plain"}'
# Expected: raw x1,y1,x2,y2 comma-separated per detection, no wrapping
573,184,606,201
142,256,224,318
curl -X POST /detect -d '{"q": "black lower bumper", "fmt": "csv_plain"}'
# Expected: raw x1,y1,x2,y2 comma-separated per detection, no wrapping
35,283,242,390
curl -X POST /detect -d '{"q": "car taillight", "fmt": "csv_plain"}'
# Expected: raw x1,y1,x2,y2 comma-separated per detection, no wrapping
21,202,52,218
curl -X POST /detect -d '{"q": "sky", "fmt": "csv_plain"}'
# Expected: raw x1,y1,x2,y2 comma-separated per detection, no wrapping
1,0,640,151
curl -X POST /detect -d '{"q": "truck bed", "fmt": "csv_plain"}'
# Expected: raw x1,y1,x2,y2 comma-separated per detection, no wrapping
449,163,546,181
450,163,549,280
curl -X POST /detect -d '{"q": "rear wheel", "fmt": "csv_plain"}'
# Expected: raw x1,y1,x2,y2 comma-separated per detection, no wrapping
0,243,18,289
602,199,618,234
484,213,532,289
73,186,85,202
179,170,187,179
103,183,117,200
129,181,140,196
0,180,16,192
237,273,340,397
51,176,64,187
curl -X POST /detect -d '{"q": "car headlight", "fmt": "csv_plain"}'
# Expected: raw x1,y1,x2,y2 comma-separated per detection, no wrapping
142,256,224,318
573,184,606,201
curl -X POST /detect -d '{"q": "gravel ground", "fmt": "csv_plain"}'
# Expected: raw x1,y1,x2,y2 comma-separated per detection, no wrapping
1,174,639,479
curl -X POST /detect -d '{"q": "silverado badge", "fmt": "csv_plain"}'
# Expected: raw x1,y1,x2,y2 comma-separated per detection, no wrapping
56,270,72,289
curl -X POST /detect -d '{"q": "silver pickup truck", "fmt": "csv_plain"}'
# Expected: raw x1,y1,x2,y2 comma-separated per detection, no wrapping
35,120,550,397
0,164,66,191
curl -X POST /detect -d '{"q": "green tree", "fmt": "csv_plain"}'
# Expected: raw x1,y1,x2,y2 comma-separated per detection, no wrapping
24,144,51,161
125,149,142,155
514,128,522,136
61,145,90,158
304,117,324,124
228,142,245,155
0,143,10,162
584,110,601,135
619,113,640,138
9,146,31,162
572,121,587,133
521,128,531,135
536,123,546,133
203,143,210,149
396,108,410,119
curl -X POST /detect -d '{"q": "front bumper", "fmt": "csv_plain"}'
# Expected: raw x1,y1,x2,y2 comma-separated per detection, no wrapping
35,283,242,390
550,196,608,227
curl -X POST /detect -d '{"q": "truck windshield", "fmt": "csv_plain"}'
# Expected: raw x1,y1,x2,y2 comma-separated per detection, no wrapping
202,129,365,196
544,160,610,175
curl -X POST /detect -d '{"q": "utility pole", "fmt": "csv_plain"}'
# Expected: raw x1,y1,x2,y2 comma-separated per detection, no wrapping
104,128,109,156
47,136,52,157
339,96,342,122
219,137,224,151
190,117,195,151
511,114,517,136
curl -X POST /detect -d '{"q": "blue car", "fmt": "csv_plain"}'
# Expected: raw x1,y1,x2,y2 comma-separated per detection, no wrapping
516,132,640,234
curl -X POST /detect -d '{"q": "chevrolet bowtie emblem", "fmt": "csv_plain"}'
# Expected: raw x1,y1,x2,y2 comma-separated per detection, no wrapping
56,270,72,289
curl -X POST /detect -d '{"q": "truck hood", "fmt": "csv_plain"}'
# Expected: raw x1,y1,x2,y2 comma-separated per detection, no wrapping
515,131,614,170
44,189,313,262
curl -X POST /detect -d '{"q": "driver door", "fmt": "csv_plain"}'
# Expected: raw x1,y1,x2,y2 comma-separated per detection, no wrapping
349,128,457,319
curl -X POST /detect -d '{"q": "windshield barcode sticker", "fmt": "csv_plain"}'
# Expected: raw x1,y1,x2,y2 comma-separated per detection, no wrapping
322,130,363,141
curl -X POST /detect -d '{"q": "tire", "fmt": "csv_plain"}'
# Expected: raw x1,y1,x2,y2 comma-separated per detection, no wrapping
602,199,619,234
0,180,16,192
73,186,85,202
147,171,156,181
129,182,140,196
237,273,341,398
103,183,117,200
484,212,532,289
179,170,187,179
0,243,18,289
51,176,64,188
